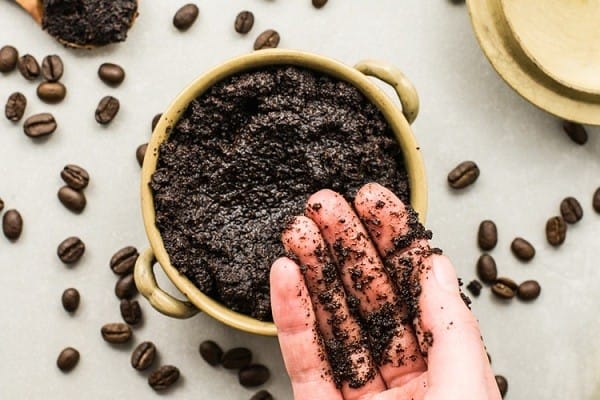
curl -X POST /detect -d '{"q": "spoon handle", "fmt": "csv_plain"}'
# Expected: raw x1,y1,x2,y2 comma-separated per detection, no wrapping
14,0,43,25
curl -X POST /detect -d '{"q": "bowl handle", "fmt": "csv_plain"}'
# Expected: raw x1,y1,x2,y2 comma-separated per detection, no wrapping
354,60,420,124
134,248,200,319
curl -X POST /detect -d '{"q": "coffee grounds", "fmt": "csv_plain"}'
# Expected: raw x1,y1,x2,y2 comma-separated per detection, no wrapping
152,66,410,321
42,0,137,46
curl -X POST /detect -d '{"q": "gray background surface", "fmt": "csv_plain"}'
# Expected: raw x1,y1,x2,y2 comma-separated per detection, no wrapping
1,1,599,399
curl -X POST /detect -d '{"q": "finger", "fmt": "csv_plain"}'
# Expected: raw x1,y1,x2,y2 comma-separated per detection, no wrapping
270,257,343,400
283,216,386,399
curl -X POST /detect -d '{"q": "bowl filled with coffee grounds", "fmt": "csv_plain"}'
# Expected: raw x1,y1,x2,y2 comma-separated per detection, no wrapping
134,49,428,336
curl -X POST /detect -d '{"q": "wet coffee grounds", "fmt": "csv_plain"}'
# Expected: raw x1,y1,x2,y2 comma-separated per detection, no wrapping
42,0,138,46
152,66,410,321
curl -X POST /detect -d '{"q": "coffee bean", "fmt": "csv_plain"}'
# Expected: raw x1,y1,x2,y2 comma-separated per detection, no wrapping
115,274,138,299
476,254,497,284
234,11,254,34
5,92,27,122
593,188,600,213
254,29,280,50
491,277,517,299
510,237,535,261
466,280,482,297
41,55,64,82
0,45,18,73
136,143,148,167
101,322,132,344
110,246,139,275
562,121,587,145
61,288,80,312
57,236,85,264
131,341,156,371
120,299,142,325
239,364,270,387
173,4,199,31
312,0,328,8
98,63,125,86
148,365,180,391
61,165,90,190
222,347,252,369
57,347,79,372
250,390,274,400
477,219,497,250
199,340,223,366
495,375,508,397
152,113,162,132
517,280,541,301
0,198,4,212
546,216,566,246
2,209,23,240
58,186,86,213
37,82,67,103
17,54,40,80
95,96,120,124
559,197,583,224
447,161,479,189
23,112,57,138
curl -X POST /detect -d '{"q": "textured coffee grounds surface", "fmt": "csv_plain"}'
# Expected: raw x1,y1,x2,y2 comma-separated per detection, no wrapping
42,0,137,46
151,66,410,321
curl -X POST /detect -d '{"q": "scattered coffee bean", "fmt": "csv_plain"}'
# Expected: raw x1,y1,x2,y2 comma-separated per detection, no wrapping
517,280,541,301
41,55,64,82
101,322,132,344
312,0,328,8
491,277,518,300
477,219,497,250
510,237,535,261
61,288,80,312
136,143,148,167
234,11,254,34
61,165,90,190
250,390,274,400
98,63,125,86
254,29,280,50
0,45,18,73
131,341,156,371
593,188,600,213
120,299,142,325
545,216,566,246
23,112,57,138
173,4,199,31
476,254,497,284
95,96,120,124
17,54,40,80
110,246,139,275
495,375,508,397
199,340,224,366
447,160,479,189
0,198,4,212
57,347,80,372
57,236,85,264
239,364,270,387
222,347,252,369
5,92,27,122
58,186,87,213
562,121,587,145
115,273,138,299
559,197,583,224
151,113,162,132
2,209,23,240
37,81,67,103
466,280,482,297
148,365,180,391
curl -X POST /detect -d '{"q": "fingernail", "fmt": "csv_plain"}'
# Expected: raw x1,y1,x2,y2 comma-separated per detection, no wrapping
433,256,459,292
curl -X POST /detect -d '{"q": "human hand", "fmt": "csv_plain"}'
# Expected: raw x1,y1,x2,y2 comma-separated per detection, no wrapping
270,183,501,400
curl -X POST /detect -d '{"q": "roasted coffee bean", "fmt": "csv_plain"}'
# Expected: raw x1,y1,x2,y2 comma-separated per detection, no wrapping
17,54,40,80
254,29,280,50
110,246,139,275
491,277,517,299
0,45,18,73
61,165,90,190
98,63,125,86
173,4,199,31
148,365,180,391
234,11,254,34
495,375,508,398
466,280,482,297
120,299,142,325
115,274,138,299
199,340,223,366
5,92,27,122
447,161,479,189
58,186,86,213
37,81,67,103
593,188,600,213
563,121,587,145
312,0,328,8
546,216,566,246
57,347,80,372
61,288,80,312
95,96,120,124
136,143,148,167
23,112,57,138
477,219,497,250
560,197,583,224
476,254,497,284
0,198,4,212
517,280,541,301
101,322,132,343
250,390,274,400
239,364,270,387
57,236,85,264
151,113,162,132
131,341,156,371
510,237,535,261
222,347,252,369
41,55,64,82
2,209,23,240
